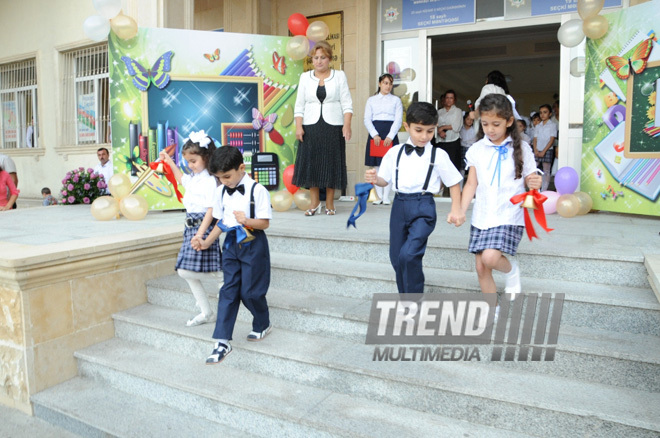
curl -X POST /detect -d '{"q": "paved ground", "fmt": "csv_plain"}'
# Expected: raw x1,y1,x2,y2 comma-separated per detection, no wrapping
0,404,78,438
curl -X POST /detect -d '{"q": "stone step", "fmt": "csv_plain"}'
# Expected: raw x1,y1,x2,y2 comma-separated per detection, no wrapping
0,403,80,438
267,231,650,288
146,280,660,392
150,251,660,336
74,338,526,438
31,377,246,438
111,304,660,438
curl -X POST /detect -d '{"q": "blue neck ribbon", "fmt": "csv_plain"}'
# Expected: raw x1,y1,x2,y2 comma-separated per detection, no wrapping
488,142,510,187
347,183,374,229
216,220,252,250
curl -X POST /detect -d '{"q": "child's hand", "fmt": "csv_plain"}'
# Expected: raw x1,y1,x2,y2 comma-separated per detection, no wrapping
191,235,203,251
447,210,466,227
159,150,174,164
233,210,247,226
527,174,542,190
373,135,381,147
365,168,377,184
383,137,393,147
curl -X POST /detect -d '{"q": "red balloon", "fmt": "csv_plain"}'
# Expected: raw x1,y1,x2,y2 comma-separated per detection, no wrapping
283,164,298,194
288,13,309,36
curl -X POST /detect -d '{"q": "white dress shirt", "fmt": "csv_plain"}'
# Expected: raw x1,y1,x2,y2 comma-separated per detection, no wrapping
460,125,478,149
533,120,557,152
474,84,522,120
364,93,403,139
436,105,463,143
466,136,538,229
94,160,114,185
294,69,353,126
378,140,463,194
212,174,272,228
181,169,217,213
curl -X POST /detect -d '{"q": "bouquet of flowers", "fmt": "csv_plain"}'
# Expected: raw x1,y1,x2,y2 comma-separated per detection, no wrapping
60,167,107,205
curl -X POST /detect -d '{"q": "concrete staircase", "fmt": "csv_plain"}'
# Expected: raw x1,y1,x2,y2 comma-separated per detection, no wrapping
31,226,660,437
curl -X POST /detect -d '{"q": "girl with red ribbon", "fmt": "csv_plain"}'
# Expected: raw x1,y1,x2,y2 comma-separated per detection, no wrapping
459,94,542,318
159,130,223,327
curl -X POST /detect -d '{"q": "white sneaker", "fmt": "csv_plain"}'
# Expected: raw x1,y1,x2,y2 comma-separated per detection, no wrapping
372,200,383,205
186,312,216,327
504,260,521,299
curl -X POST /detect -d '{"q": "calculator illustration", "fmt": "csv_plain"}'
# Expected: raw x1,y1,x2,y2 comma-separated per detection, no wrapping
251,152,279,191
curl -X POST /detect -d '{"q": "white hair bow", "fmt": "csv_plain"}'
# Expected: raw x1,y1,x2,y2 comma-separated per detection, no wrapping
188,130,211,148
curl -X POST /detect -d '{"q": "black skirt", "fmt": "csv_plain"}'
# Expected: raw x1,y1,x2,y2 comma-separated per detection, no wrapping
292,114,347,190
365,120,400,167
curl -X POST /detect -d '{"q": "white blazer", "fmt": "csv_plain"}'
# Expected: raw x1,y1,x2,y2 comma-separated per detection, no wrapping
294,69,353,126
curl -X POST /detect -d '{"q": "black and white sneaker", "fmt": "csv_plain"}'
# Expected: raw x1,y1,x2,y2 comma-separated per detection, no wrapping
247,325,272,342
206,341,232,364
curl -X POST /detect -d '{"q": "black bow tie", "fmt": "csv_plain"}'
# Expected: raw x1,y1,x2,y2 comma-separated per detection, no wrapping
225,184,245,196
405,144,425,157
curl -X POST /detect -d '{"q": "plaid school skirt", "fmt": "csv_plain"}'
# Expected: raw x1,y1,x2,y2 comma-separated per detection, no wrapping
468,225,524,256
536,146,555,164
175,212,222,272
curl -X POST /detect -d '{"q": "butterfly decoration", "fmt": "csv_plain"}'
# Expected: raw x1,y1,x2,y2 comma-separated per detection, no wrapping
120,51,174,91
272,51,286,75
204,48,220,62
252,108,284,145
605,38,654,80
118,145,145,176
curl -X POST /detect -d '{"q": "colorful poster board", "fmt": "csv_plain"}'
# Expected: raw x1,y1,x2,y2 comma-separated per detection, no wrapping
109,28,303,210
581,2,660,215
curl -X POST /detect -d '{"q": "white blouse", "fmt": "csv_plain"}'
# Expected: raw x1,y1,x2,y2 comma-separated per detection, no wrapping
466,136,538,229
181,169,217,213
363,93,403,139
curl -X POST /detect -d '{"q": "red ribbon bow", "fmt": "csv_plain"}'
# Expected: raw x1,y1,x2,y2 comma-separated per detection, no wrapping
149,161,184,203
510,189,554,241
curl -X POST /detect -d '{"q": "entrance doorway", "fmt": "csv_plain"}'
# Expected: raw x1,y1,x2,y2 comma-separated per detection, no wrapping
430,24,560,121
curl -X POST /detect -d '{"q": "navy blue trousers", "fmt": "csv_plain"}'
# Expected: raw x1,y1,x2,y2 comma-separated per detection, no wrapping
389,193,437,294
212,230,271,340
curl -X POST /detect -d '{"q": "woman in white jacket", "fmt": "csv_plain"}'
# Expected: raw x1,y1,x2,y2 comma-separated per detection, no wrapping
293,41,353,216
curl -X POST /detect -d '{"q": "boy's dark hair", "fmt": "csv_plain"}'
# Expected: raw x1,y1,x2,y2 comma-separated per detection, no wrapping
539,104,552,113
97,147,109,154
182,135,218,170
41,187,51,195
406,102,438,126
486,70,509,94
209,146,243,174
444,89,457,100
477,93,524,180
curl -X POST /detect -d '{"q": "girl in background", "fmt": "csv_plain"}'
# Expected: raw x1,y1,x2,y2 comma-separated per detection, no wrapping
160,130,222,326
533,104,557,191
363,73,402,204
460,94,541,318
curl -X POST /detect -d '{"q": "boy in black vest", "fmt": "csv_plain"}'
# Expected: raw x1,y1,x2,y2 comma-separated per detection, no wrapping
365,102,465,294
193,146,272,364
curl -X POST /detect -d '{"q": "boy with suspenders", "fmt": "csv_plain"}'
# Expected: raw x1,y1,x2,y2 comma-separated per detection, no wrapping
193,146,272,364
366,102,465,294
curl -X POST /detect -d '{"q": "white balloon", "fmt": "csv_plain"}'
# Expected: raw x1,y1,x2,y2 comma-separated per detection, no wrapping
83,15,111,42
93,0,122,19
557,19,585,48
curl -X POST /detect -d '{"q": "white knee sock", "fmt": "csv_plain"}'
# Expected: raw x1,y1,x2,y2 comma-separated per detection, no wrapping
382,183,391,202
178,269,213,316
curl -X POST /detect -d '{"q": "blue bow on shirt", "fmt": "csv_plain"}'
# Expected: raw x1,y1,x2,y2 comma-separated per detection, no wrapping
216,220,252,250
488,142,510,187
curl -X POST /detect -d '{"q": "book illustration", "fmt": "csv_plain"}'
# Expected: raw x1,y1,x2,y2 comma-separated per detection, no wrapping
594,121,660,201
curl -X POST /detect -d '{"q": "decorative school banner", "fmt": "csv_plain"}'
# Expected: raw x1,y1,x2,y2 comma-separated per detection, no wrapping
108,27,303,210
581,1,660,216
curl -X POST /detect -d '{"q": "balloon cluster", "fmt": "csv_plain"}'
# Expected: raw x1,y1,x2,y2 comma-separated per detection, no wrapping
90,174,149,221
557,0,609,48
270,165,312,212
286,14,330,60
541,167,593,218
83,0,138,42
